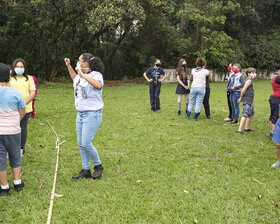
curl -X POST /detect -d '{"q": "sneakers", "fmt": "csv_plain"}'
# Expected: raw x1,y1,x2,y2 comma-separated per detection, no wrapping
14,181,24,191
0,187,9,196
72,169,91,179
20,148,25,157
271,160,280,168
244,128,254,132
92,164,104,179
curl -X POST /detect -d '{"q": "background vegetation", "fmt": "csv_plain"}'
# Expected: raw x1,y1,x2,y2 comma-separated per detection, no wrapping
0,0,280,81
1,80,279,223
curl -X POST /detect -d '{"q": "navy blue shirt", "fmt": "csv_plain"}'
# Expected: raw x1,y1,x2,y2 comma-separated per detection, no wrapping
145,67,165,82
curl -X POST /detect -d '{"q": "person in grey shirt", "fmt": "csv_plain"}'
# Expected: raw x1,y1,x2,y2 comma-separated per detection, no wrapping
237,67,256,133
227,64,245,124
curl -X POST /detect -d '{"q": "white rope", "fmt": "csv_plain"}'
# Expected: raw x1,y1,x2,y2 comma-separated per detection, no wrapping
46,121,60,224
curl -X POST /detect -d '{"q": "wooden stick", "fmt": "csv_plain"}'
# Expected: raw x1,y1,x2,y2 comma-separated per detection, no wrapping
46,121,60,224
253,178,264,185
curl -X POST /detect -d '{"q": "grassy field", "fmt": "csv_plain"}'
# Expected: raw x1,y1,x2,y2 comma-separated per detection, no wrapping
1,80,279,223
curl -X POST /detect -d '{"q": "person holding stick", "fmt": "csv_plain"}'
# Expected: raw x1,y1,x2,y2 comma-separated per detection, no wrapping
64,53,105,180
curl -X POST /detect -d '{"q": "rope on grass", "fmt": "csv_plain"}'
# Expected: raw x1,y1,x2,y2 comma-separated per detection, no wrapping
46,121,61,224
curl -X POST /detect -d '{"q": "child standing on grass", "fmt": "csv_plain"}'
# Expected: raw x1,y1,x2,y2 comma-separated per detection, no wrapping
143,59,166,112
237,67,256,134
0,63,26,196
271,104,280,168
175,58,190,115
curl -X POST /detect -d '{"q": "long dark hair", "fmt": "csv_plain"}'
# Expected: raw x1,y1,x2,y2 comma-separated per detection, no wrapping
11,58,29,81
176,58,187,80
82,53,105,74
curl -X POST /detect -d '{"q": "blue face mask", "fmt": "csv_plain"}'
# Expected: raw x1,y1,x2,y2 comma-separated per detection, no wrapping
14,68,25,75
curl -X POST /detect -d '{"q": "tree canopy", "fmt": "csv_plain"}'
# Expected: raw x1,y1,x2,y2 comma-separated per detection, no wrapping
0,0,279,80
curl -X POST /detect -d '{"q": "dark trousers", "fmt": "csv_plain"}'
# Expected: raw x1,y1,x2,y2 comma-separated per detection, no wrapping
149,82,161,111
20,112,30,149
227,92,232,118
203,87,210,117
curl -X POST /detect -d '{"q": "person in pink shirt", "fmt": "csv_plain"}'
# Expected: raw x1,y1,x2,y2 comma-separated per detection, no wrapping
30,76,37,118
0,63,26,196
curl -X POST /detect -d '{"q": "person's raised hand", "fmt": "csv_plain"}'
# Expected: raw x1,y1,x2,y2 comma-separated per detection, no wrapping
64,58,70,66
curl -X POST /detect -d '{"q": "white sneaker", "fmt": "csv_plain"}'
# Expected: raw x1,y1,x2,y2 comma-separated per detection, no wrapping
6,153,8,159
271,160,280,168
20,149,25,157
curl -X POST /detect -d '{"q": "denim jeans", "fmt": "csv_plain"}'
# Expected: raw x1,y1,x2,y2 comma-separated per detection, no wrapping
229,91,241,121
76,110,102,170
187,86,206,113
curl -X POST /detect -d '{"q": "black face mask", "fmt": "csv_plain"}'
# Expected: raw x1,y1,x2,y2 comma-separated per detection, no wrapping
182,64,187,68
155,64,161,67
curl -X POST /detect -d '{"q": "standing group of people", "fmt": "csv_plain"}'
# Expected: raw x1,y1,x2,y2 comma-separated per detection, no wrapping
1,53,280,197
0,58,37,196
143,57,212,120
144,58,280,168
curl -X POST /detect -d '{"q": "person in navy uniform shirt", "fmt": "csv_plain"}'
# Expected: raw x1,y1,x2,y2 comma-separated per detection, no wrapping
143,59,166,112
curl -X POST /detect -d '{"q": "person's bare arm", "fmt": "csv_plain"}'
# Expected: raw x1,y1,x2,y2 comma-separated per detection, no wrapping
77,69,103,90
159,74,167,82
143,73,152,82
64,58,77,80
176,75,189,90
208,74,213,82
24,90,36,104
237,79,251,103
18,108,26,120
189,74,193,82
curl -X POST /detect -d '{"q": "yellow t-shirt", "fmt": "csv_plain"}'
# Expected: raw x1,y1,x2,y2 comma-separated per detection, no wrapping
9,75,36,113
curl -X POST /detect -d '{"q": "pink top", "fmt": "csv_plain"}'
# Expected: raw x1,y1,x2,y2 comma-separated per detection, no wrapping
32,76,37,96
191,68,209,88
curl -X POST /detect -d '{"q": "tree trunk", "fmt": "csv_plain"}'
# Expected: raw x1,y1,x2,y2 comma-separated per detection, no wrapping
50,40,57,81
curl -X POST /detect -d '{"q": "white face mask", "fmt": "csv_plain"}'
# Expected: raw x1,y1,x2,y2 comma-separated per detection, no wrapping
250,73,256,79
76,62,89,71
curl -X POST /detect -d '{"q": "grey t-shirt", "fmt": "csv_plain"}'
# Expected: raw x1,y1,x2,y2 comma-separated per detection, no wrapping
242,78,254,103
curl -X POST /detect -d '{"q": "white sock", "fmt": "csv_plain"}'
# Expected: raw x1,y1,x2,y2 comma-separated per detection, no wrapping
14,179,22,185
1,184,9,189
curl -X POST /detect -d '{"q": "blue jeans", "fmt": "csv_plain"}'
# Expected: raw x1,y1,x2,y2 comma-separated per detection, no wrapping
229,91,241,121
76,110,102,170
187,87,206,113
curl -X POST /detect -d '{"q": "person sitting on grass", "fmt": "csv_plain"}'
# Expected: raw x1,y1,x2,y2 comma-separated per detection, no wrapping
237,67,256,134
0,63,26,196
271,104,280,168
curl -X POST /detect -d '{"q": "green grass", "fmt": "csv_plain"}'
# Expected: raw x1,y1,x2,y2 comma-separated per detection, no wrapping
1,80,279,223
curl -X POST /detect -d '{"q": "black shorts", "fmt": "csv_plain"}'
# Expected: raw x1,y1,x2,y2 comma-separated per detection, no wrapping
269,95,280,124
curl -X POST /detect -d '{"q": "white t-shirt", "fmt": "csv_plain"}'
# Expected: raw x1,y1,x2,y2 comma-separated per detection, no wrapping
74,71,104,112
191,68,209,88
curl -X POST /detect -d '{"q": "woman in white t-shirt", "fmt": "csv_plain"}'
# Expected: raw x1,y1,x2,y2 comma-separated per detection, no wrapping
185,57,212,121
64,53,105,180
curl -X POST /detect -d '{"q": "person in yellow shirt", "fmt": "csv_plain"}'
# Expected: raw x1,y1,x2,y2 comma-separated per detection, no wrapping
9,58,36,156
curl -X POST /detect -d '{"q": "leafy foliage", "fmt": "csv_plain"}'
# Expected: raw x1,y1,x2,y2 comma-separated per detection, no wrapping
0,0,279,80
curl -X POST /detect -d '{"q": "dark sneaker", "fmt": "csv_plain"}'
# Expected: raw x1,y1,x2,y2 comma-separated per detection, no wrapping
92,164,104,179
207,116,211,119
237,130,244,134
244,128,254,132
72,169,91,179
0,187,9,196
14,181,24,192
178,110,181,116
